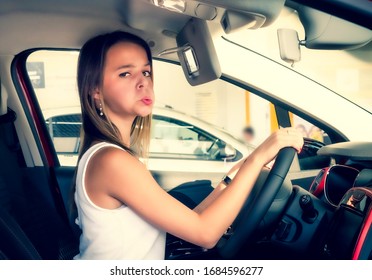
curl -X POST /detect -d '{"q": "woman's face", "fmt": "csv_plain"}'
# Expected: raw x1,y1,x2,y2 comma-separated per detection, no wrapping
94,41,154,123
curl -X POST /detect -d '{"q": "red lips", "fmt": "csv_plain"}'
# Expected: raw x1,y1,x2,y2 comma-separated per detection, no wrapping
141,98,153,105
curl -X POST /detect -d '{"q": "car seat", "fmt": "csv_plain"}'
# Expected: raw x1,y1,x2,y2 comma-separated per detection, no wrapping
0,95,79,259
0,205,41,260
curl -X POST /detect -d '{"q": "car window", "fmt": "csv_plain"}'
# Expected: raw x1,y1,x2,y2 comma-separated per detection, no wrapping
26,50,266,168
291,114,330,144
291,112,331,170
45,114,81,154
26,49,331,172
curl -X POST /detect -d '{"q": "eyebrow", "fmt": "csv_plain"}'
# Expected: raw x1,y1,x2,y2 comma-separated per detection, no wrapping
115,62,151,71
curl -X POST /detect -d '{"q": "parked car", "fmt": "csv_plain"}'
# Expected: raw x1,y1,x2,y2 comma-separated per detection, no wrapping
42,106,254,190
0,0,371,262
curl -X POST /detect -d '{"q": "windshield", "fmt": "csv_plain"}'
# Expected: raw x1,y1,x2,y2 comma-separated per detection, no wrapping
225,7,372,113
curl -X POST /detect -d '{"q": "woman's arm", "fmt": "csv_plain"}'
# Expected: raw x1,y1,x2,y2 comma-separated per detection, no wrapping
192,181,227,214
193,156,245,214
85,128,303,249
194,133,277,214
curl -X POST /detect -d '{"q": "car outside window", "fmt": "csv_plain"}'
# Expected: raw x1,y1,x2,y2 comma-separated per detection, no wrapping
45,114,81,154
45,112,226,162
26,49,331,177
151,116,221,160
292,114,330,145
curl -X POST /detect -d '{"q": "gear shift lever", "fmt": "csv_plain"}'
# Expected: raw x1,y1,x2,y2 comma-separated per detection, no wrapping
299,194,317,223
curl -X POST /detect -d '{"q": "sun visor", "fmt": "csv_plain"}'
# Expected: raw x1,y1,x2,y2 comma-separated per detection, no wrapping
176,18,221,86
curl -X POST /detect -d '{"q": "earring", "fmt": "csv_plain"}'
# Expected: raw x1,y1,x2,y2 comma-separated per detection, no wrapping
99,103,104,116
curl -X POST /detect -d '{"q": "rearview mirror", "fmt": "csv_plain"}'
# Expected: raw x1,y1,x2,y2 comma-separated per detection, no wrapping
277,28,301,66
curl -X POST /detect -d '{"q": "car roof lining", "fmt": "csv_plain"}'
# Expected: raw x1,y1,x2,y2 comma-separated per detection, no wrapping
0,0,286,57
0,0,370,56
287,0,372,30
287,3,372,50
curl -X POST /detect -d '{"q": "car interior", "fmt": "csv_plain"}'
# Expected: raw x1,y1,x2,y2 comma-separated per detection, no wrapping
0,0,371,260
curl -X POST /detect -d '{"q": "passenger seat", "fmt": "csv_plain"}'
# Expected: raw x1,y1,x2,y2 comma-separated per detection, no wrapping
0,84,79,259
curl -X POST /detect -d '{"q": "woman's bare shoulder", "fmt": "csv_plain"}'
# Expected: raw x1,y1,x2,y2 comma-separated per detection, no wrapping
89,145,140,171
85,144,149,200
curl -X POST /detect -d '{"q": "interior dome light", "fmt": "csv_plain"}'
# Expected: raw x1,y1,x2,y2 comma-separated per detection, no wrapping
152,0,186,13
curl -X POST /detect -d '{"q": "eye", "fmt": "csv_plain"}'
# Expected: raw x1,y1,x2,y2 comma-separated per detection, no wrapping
119,72,130,78
143,70,151,77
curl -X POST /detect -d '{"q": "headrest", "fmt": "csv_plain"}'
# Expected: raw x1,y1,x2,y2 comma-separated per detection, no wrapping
1,84,8,116
0,84,16,124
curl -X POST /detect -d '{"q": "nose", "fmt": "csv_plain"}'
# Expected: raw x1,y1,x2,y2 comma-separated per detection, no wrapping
136,73,150,90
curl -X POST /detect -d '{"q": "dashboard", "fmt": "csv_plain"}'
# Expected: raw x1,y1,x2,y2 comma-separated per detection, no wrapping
309,142,372,259
165,142,372,260
268,142,372,260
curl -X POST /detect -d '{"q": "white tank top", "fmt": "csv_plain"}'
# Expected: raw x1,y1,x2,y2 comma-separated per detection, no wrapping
73,142,166,260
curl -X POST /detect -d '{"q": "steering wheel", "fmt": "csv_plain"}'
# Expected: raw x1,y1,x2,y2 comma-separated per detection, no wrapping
218,147,296,259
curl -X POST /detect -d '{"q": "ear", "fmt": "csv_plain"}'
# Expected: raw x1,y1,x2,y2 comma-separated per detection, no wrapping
92,88,101,101
92,88,102,108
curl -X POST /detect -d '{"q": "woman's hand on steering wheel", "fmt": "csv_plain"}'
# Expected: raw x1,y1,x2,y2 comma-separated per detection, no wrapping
253,127,304,166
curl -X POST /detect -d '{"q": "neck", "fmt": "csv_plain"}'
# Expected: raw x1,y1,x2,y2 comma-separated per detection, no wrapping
116,117,135,147
104,112,136,147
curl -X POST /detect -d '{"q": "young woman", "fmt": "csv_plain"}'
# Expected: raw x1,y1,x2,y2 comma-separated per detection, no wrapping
73,31,303,260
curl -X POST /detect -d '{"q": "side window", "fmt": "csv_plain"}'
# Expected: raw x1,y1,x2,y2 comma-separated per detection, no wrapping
150,116,222,160
291,113,331,170
45,113,81,154
26,50,270,170
292,114,330,144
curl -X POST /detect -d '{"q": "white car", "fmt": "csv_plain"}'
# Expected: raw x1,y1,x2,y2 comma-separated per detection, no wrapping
43,106,254,190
